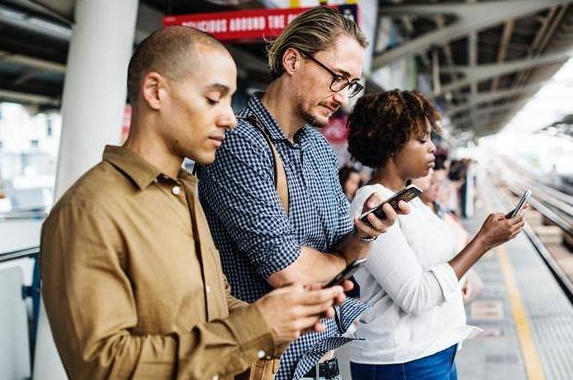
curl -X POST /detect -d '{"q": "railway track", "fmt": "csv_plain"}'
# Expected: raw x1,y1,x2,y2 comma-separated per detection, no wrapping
493,157,573,303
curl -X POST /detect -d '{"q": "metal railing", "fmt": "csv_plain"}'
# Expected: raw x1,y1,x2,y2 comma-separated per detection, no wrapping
495,157,573,303
0,246,40,263
497,157,573,237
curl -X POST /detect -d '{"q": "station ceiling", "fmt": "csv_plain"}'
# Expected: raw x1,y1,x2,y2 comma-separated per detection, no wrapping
0,0,573,137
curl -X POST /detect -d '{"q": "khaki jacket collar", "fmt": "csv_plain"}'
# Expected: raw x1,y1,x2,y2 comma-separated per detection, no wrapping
103,145,162,190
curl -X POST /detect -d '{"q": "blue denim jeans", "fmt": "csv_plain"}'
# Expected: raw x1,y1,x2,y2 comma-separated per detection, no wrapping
350,345,458,380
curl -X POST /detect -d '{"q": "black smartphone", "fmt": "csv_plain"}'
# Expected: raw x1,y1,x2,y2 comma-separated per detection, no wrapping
506,189,531,218
324,258,367,288
359,185,422,223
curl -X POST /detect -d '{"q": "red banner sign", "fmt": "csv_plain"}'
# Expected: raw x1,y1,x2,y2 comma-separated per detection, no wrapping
163,5,359,43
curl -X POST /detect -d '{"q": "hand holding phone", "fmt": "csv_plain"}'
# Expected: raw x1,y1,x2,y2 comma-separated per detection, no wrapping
324,258,367,288
506,190,531,219
360,185,422,224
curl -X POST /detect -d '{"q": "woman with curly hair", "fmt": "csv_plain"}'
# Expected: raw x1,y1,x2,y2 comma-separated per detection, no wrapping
346,90,526,380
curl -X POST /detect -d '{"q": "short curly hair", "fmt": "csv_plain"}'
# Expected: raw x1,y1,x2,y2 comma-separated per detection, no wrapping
347,90,441,168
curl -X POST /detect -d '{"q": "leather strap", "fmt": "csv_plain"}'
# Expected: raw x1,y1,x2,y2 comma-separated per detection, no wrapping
234,115,287,379
193,114,289,214
240,114,289,214
195,113,288,379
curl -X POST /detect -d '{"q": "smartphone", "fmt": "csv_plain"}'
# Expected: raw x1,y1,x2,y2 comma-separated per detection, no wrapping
324,258,367,288
359,185,422,223
506,189,531,218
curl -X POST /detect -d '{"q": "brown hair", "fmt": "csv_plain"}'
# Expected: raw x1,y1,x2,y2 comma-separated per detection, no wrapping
266,6,368,79
347,90,441,168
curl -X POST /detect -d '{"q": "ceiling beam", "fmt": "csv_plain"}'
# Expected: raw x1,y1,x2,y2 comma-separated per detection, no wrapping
0,2,72,41
0,2,162,47
0,71,62,96
0,49,66,74
450,99,529,120
475,120,513,137
512,6,566,89
451,111,518,130
29,0,74,21
491,19,515,91
372,0,573,70
454,115,508,131
467,0,478,130
438,50,571,94
0,88,59,105
443,84,542,116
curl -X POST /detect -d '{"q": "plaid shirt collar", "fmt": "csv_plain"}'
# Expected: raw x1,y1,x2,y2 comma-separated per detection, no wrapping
245,91,314,148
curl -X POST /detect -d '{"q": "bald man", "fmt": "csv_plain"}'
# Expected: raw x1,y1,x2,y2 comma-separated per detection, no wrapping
40,26,350,380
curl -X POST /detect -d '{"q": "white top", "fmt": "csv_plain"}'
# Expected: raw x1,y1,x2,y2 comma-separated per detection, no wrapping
349,184,480,365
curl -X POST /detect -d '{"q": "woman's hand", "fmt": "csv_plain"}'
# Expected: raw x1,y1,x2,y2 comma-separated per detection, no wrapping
450,206,528,280
476,206,527,250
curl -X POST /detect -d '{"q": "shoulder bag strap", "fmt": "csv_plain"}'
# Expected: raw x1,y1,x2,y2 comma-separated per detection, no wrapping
239,114,289,214
193,114,289,214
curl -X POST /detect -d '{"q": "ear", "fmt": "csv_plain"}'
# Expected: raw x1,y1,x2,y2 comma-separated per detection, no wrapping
282,47,301,76
141,71,165,110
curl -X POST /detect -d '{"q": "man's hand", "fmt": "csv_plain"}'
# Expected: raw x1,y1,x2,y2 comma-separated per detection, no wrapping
255,284,345,345
354,193,410,240
335,193,410,265
301,280,353,333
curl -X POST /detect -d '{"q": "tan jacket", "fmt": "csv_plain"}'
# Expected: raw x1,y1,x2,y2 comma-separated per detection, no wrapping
41,146,279,380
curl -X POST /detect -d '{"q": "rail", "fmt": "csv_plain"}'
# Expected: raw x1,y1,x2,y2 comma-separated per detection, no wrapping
0,246,39,264
495,157,573,303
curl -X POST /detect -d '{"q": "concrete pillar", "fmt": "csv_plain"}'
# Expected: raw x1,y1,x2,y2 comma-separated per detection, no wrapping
34,1,138,379
54,0,138,199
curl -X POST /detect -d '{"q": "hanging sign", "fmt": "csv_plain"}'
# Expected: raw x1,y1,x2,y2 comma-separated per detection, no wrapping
163,5,359,43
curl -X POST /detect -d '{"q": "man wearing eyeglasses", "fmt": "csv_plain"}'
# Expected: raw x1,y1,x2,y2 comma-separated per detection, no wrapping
197,7,409,380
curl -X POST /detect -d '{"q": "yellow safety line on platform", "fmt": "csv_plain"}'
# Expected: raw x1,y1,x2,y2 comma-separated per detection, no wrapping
496,244,547,380
483,191,546,380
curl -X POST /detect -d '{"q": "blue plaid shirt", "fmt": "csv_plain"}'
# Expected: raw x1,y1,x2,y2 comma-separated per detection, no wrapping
198,92,368,380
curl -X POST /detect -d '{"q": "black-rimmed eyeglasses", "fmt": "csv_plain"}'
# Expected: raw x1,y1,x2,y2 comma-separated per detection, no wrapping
300,50,364,98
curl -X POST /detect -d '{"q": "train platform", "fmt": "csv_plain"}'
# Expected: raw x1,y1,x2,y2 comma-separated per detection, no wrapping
456,176,573,380
3,170,573,380
334,173,573,380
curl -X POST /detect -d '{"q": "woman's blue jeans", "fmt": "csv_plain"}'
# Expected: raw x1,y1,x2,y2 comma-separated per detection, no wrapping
350,345,458,380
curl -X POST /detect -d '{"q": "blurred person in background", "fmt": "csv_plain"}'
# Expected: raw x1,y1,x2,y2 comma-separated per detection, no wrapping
345,90,526,380
339,165,363,201
412,167,484,305
445,160,468,216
